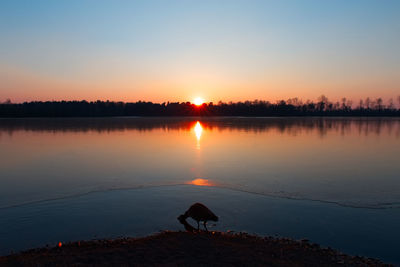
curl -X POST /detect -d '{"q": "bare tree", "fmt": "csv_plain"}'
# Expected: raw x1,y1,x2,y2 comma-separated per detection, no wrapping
318,95,329,103
365,97,371,109
359,99,364,109
317,95,328,111
370,99,376,110
334,101,340,110
388,98,394,110
376,98,383,110
287,97,300,106
341,97,347,110
346,100,353,109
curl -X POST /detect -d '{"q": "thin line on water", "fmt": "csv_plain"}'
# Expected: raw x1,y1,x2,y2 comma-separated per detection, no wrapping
0,183,399,211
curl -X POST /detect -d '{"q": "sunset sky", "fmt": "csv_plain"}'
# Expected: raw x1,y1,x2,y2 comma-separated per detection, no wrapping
1,0,399,104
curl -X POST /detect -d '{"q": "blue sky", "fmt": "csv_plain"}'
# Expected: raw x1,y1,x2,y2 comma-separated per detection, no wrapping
1,0,399,103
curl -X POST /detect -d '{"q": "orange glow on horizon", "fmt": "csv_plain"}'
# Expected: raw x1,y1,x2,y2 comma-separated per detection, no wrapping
187,178,214,186
1,66,398,105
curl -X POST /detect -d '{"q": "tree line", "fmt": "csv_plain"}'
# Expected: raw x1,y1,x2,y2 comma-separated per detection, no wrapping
1,96,399,117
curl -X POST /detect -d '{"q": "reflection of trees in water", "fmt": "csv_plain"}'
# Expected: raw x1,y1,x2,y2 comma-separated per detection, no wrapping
0,117,399,138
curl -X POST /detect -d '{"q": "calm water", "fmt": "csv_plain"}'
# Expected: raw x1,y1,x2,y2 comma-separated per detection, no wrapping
0,117,399,263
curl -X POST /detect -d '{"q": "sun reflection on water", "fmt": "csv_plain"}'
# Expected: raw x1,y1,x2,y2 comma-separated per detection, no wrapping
193,121,203,149
186,178,214,186
194,121,203,141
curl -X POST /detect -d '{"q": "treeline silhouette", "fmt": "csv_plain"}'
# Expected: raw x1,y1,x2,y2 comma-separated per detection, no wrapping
1,96,399,117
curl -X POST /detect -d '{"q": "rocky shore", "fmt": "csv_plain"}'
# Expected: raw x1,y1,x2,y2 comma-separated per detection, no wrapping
0,231,390,266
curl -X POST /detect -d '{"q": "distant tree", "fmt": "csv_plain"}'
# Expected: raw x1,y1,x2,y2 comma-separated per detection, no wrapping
318,95,328,103
286,98,295,106
376,98,383,110
358,99,364,109
346,100,353,110
388,98,394,110
317,95,328,112
341,98,347,110
370,99,376,110
277,100,286,106
333,101,340,110
2,99,12,104
365,97,371,109
287,97,303,106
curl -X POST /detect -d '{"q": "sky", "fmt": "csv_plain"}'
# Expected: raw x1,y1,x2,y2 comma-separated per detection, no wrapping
0,0,399,104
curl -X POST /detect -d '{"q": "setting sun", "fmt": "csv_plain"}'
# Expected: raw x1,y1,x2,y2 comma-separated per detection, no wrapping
193,98,204,106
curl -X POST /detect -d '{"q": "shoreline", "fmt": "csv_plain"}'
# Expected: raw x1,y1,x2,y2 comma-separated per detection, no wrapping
0,231,390,266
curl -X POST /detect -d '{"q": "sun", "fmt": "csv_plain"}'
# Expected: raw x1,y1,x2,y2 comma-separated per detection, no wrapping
193,97,204,106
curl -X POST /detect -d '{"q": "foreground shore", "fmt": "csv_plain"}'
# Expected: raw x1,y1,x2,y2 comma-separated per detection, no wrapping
0,231,390,266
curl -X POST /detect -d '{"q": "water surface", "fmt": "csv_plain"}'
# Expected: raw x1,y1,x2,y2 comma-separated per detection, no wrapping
0,117,399,263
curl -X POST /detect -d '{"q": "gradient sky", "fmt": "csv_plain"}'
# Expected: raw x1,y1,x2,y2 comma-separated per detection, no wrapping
1,0,399,103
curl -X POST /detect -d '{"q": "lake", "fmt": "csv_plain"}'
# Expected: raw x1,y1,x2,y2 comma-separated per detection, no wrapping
0,117,399,263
